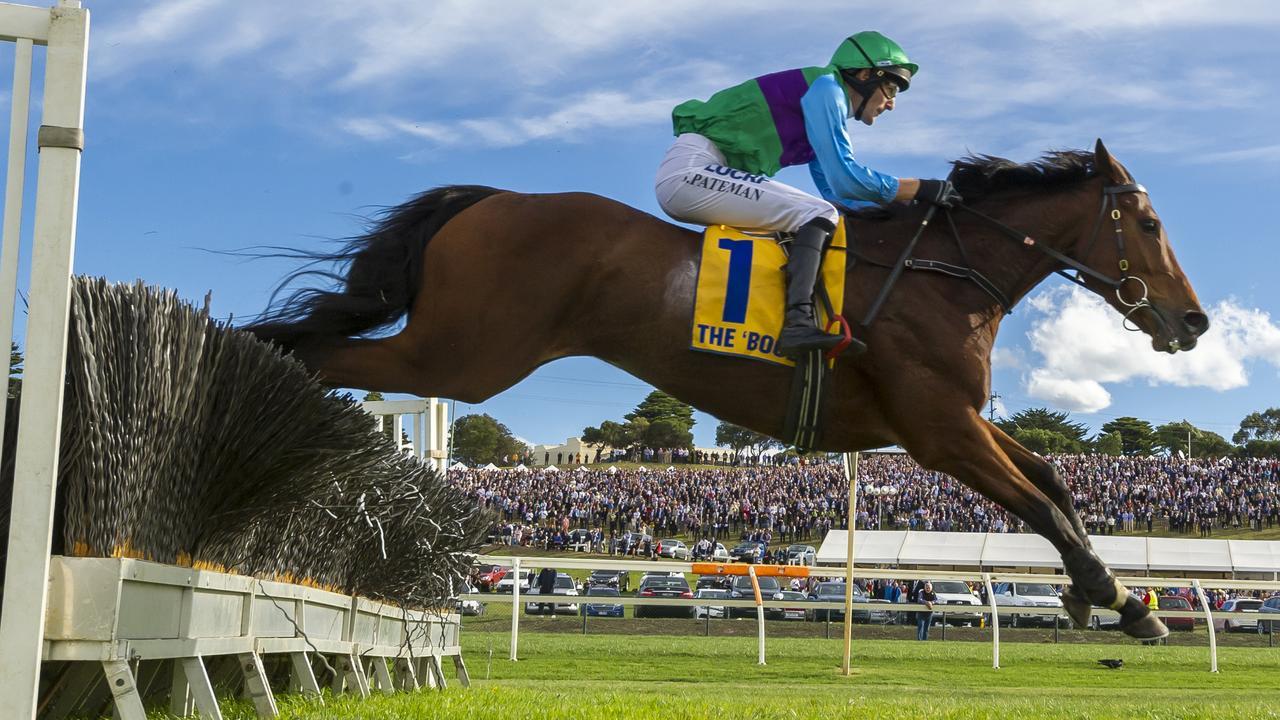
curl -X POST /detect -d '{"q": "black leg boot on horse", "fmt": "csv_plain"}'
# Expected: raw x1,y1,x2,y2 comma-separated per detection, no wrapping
1062,546,1168,639
777,218,866,358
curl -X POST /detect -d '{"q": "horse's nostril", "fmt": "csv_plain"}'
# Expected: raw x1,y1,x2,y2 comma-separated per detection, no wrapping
1183,311,1209,336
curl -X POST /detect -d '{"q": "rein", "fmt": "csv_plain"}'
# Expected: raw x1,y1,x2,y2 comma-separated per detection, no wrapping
853,180,1152,334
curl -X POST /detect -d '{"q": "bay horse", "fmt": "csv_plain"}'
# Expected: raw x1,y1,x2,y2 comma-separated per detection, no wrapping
248,140,1207,640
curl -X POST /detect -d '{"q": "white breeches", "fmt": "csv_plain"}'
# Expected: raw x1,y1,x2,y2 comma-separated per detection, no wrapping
654,133,838,233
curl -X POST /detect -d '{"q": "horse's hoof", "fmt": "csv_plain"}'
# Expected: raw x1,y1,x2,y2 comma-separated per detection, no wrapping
1061,586,1093,629
1119,595,1168,640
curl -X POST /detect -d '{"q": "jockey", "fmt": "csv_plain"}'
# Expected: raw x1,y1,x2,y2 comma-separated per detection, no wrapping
656,31,961,356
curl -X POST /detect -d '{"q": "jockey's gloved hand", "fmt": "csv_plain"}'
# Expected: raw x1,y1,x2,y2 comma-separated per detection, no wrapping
915,179,963,208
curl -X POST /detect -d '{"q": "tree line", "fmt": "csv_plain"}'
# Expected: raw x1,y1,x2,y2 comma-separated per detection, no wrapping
995,407,1280,459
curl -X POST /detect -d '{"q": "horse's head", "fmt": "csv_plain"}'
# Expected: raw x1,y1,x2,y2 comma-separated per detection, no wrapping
1075,140,1208,353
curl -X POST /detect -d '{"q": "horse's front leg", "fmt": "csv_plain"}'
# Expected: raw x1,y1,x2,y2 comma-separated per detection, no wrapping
905,412,1166,640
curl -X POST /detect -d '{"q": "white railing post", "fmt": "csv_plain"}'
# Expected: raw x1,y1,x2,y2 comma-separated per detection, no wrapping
841,451,859,676
1192,580,1218,673
983,573,999,669
748,565,765,665
509,557,521,661
0,4,90,719
0,35,33,453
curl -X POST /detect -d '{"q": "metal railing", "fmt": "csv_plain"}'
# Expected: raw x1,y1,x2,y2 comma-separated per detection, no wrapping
471,554,1280,673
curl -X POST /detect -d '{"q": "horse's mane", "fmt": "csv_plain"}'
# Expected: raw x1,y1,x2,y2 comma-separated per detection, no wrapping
949,150,1097,201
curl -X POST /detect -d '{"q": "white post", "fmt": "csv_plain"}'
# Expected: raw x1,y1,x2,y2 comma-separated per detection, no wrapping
0,5,90,719
984,573,999,669
841,451,859,676
509,558,521,661
0,36,33,456
748,565,765,665
1192,580,1218,673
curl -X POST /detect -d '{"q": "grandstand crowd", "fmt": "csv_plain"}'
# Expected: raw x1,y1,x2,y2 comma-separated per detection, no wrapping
448,454,1280,551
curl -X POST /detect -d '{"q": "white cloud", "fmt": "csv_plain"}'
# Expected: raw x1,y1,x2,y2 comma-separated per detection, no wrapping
341,89,682,148
1021,286,1280,412
87,1,1280,157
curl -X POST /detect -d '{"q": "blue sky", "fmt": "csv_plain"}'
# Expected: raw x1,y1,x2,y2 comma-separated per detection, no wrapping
10,1,1280,448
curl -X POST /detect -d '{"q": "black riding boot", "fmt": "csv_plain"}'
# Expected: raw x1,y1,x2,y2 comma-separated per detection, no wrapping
777,219,854,357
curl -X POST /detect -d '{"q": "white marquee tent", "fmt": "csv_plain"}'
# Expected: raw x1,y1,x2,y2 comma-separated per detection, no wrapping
816,530,1280,577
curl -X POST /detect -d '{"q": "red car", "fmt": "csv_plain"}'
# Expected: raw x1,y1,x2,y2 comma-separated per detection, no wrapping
473,564,508,592
1158,596,1196,632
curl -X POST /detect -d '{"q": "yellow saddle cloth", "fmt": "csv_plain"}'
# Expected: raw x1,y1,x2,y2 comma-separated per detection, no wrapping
691,220,848,367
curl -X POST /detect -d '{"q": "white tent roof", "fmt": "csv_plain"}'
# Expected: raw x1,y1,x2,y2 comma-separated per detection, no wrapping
449,461,468,470
543,465,559,472
574,465,591,473
1228,539,1280,573
1145,537,1233,573
815,530,1280,575
897,531,986,566
606,465,618,474
636,466,648,473
514,463,528,471
979,532,1059,568
1090,535,1150,571
481,462,500,470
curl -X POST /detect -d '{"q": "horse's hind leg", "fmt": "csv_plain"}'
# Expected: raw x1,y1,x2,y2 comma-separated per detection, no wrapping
908,414,1166,640
986,422,1103,629
986,422,1091,546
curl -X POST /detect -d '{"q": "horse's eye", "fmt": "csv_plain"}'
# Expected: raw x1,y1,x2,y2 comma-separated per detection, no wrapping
1139,219,1160,234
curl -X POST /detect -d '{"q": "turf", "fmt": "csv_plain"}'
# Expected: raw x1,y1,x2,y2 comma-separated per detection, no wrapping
196,631,1280,720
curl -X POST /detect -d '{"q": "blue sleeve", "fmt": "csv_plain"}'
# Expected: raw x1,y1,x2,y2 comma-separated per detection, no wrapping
801,73,900,206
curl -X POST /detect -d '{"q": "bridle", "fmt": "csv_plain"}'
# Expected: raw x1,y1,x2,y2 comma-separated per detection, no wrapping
853,178,1167,344
950,180,1155,332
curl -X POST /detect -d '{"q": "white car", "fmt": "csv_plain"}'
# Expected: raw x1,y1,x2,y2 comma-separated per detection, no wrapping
710,543,730,562
991,581,1068,628
926,580,984,626
524,573,580,615
656,539,690,560
694,588,729,619
495,569,533,594
458,584,486,616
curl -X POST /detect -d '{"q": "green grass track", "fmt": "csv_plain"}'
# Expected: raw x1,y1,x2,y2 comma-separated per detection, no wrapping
195,631,1279,720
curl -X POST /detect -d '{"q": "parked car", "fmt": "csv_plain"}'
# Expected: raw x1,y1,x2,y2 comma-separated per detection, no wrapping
566,528,593,552
656,539,690,560
694,588,729,619
458,583,486,616
729,542,763,563
729,576,783,617
580,586,624,618
495,568,532,594
990,582,1067,628
1089,608,1122,631
808,581,870,623
1214,598,1262,633
587,569,630,593
635,575,694,618
927,580,984,627
472,564,507,592
783,544,816,566
524,573,580,615
1157,595,1195,632
769,591,810,621
866,598,893,625
621,531,653,555
1258,595,1280,635
710,543,730,562
696,575,731,591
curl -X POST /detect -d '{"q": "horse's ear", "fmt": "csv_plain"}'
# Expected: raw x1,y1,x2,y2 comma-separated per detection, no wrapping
1093,139,1127,183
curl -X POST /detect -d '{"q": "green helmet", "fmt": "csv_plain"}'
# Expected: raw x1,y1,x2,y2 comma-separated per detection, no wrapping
830,31,917,91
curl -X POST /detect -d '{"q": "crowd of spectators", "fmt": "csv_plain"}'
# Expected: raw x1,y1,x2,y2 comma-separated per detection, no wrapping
449,453,1280,551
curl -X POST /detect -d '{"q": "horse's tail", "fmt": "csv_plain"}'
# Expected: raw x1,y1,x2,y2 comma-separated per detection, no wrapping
245,185,506,353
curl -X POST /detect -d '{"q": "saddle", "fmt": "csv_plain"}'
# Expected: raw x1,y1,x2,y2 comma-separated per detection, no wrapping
691,222,851,450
